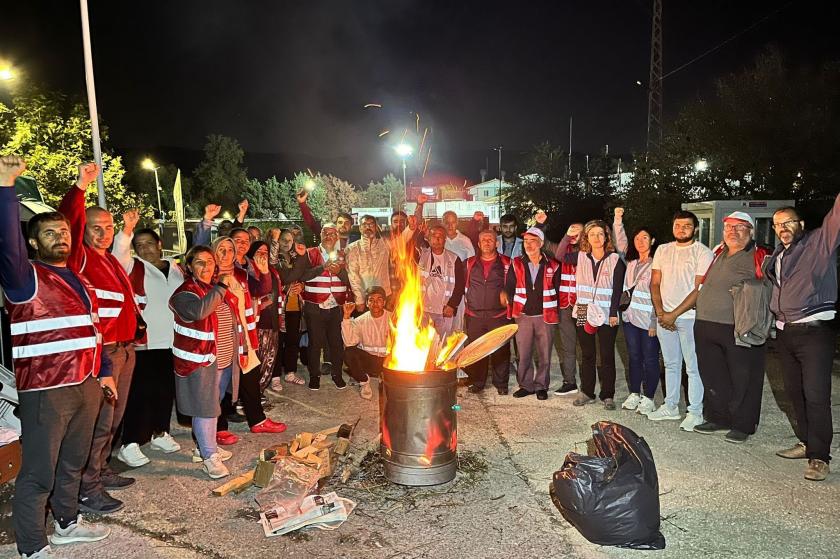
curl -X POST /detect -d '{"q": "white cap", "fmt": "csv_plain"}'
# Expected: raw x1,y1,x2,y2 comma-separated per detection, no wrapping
523,227,545,241
723,211,754,228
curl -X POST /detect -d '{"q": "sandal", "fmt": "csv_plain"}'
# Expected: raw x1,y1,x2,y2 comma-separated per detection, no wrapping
285,373,306,385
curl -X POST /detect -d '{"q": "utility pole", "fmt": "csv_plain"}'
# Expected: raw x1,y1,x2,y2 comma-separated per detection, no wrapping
568,117,573,178
493,145,503,211
80,0,106,207
646,0,663,151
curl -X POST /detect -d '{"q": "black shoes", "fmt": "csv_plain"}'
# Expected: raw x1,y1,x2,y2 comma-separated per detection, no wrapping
554,382,578,395
512,388,534,398
725,430,749,444
79,491,124,514
332,375,347,390
101,472,135,490
308,376,320,391
693,422,728,435
467,385,484,394
536,390,548,401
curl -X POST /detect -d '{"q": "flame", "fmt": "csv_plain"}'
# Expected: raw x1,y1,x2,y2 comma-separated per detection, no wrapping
420,414,452,466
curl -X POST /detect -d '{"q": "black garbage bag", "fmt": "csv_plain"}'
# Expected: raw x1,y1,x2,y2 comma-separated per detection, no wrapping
549,421,665,550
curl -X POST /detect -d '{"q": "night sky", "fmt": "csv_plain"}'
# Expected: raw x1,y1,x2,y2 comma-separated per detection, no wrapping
1,0,838,184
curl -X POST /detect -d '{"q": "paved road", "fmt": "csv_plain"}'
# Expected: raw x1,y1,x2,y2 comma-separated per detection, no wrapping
1,339,838,559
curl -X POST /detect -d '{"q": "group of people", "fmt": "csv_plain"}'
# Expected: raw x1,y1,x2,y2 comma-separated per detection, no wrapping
0,152,837,558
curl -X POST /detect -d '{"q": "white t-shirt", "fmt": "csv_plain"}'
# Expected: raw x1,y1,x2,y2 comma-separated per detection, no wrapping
651,241,714,320
445,232,475,262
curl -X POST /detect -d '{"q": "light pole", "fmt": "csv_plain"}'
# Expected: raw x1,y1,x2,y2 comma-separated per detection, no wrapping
142,158,164,234
394,143,413,208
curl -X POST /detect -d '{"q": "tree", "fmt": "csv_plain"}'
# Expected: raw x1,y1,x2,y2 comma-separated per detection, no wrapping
123,161,194,219
0,87,149,217
191,134,248,212
358,173,403,208
243,176,289,218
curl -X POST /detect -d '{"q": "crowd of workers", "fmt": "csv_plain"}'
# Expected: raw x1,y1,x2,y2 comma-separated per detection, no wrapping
0,154,837,558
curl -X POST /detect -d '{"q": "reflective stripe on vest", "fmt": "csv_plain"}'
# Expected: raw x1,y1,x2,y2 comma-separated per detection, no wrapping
13,336,99,359
174,323,216,341
359,343,387,355
10,314,94,335
172,346,217,364
94,289,125,302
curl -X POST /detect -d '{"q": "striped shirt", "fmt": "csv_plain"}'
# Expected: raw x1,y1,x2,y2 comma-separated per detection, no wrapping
215,304,235,369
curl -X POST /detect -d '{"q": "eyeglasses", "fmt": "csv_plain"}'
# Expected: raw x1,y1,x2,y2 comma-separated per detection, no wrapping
723,224,751,233
772,219,798,230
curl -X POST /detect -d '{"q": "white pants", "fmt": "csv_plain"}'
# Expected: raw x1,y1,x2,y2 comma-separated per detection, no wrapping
657,317,704,415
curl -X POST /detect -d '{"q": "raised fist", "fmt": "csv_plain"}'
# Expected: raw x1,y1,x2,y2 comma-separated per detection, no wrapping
122,209,140,233
473,211,485,222
566,223,583,238
0,155,26,187
296,190,308,204
614,207,624,222
294,242,307,256
416,193,429,205
253,250,269,274
76,162,101,189
204,204,222,220
237,199,249,216
343,302,356,319
268,228,281,241
534,210,547,225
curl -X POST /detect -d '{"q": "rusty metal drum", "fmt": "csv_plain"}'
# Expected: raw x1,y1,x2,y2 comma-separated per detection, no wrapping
379,367,458,486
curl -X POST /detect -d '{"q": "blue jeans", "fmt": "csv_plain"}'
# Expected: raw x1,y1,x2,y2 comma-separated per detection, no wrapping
657,317,703,415
623,322,661,398
194,365,233,460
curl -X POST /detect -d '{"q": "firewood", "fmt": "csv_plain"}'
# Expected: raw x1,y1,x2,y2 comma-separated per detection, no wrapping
334,437,350,456
298,432,313,448
253,460,276,488
211,470,255,496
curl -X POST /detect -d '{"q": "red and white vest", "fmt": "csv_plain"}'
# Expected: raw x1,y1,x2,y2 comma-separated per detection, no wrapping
232,266,260,348
169,278,248,376
575,251,620,312
128,258,148,346
509,256,560,324
80,249,136,343
6,262,103,391
302,247,350,306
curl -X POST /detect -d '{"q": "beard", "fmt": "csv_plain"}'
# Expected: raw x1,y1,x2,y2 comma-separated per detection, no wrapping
674,232,694,243
39,244,70,265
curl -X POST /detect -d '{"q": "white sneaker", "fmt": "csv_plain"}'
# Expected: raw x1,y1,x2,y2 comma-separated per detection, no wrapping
680,412,705,432
149,432,181,453
203,453,230,479
360,381,373,400
192,447,232,463
621,393,641,410
116,442,150,467
636,395,656,416
647,404,681,421
49,516,110,546
269,377,283,392
21,545,58,558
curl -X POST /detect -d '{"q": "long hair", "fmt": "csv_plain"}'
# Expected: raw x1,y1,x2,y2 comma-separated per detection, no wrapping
625,227,658,261
578,220,615,254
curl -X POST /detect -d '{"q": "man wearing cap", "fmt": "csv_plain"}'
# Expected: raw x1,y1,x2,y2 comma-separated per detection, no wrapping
648,211,714,431
341,287,392,400
768,195,840,481
693,211,768,443
502,227,561,400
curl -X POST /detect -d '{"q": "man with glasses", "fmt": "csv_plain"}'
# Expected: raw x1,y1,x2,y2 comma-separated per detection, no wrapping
648,211,714,431
768,196,840,481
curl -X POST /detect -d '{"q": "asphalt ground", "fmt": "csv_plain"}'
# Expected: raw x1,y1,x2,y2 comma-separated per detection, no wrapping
1,335,838,559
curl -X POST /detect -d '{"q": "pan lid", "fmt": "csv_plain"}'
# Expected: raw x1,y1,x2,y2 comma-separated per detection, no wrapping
441,324,518,370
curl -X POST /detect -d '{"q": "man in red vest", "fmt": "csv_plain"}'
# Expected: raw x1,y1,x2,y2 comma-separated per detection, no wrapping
0,156,113,558
59,165,139,515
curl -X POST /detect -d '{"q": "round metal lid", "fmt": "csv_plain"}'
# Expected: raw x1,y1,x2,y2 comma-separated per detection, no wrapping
441,324,518,370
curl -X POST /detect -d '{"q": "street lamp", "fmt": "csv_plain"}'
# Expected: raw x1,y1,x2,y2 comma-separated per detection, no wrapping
694,159,709,172
394,143,413,207
142,158,164,233
0,67,14,81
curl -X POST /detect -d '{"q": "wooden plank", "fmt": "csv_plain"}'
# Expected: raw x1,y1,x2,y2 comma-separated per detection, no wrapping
212,469,255,496
334,437,350,456
253,460,276,488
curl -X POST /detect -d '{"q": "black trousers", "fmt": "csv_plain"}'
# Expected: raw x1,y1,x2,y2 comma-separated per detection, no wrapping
343,346,383,382
121,349,176,445
465,315,512,389
694,319,766,434
303,304,345,381
777,323,835,462
274,309,303,377
14,376,102,555
576,324,618,400
218,368,265,430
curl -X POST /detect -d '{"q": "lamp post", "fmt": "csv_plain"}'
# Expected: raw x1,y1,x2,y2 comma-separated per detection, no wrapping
394,143,413,208
142,158,164,234
694,159,709,172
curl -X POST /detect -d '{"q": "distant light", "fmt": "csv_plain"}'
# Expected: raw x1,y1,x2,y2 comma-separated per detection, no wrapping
142,158,157,171
304,179,316,192
635,80,643,86
0,68,13,81
394,143,413,158
796,172,802,178
694,159,709,172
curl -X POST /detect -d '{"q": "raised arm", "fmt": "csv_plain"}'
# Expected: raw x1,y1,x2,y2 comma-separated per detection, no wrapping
0,156,36,301
193,204,221,247
113,209,139,273
57,162,100,272
814,191,840,256
296,190,321,234
612,207,628,257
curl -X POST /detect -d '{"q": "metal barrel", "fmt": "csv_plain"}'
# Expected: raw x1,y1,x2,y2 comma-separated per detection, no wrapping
379,367,458,486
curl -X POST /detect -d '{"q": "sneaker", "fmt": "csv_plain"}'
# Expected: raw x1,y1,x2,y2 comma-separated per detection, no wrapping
512,388,534,398
647,404,681,421
308,376,320,391
250,418,287,434
636,396,656,415
192,447,232,463
725,430,749,444
621,393,641,410
554,382,578,395
679,413,704,432
332,375,347,390
467,384,484,394
360,381,373,400
776,442,807,459
572,394,595,407
269,377,284,392
536,390,548,401
101,472,135,490
321,362,333,376
150,433,181,453
78,492,124,515
216,431,239,445
603,398,616,410
116,442,150,468
694,421,729,434
804,459,829,481
49,517,110,546
202,453,230,479
235,403,245,415
21,545,58,558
